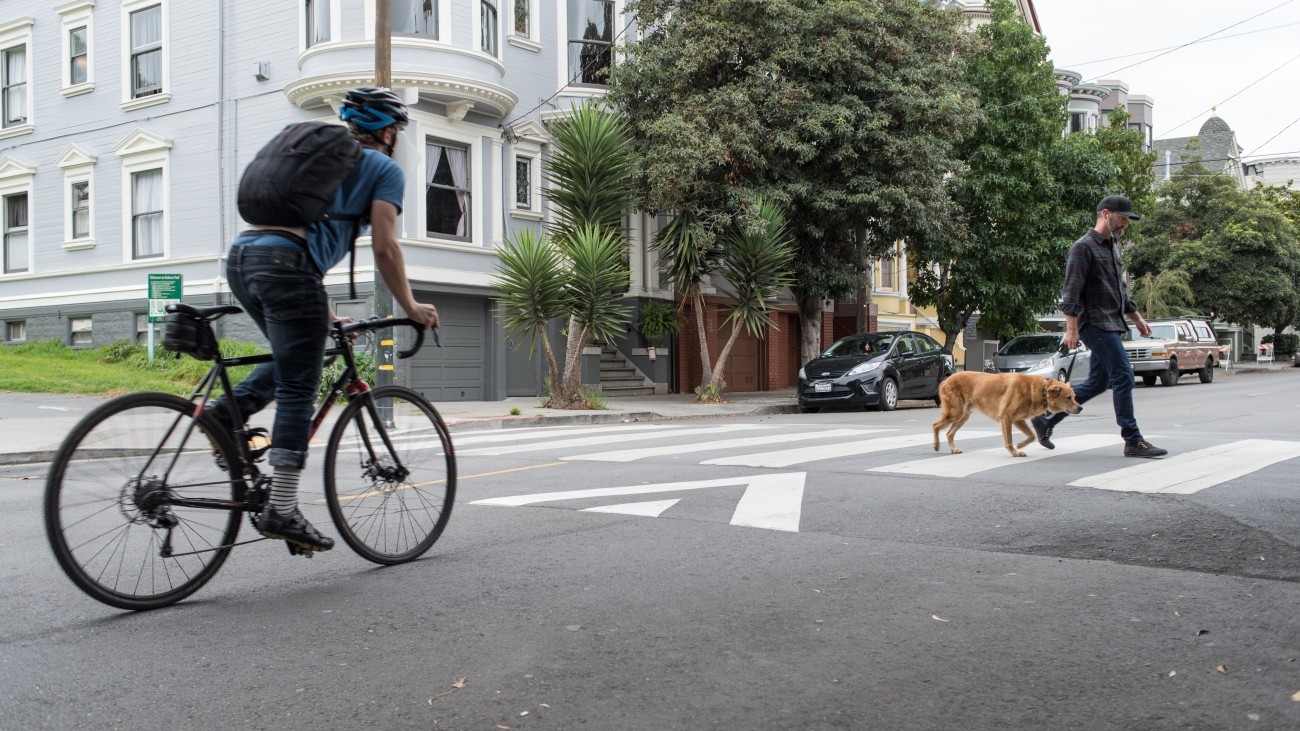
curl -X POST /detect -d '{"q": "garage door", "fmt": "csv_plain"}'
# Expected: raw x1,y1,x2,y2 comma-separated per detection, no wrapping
408,294,486,402
720,318,761,392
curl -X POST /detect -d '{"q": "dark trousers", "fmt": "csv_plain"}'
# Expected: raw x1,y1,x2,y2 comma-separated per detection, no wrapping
224,241,329,470
1044,322,1143,444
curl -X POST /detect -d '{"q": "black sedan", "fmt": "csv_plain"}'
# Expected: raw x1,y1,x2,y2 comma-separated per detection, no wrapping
797,331,955,413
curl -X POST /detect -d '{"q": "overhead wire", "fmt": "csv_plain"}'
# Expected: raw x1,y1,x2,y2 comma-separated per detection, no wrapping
1060,21,1300,67
1156,50,1300,139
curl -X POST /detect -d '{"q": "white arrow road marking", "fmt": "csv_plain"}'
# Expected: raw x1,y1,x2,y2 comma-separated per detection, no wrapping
701,430,998,468
470,472,806,531
459,424,773,456
870,434,1122,477
562,428,891,462
1069,439,1300,494
582,499,680,517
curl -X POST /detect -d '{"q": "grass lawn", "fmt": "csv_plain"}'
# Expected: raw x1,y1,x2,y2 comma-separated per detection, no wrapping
0,340,265,397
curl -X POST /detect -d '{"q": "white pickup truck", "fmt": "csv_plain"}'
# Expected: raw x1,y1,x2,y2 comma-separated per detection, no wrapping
1123,318,1219,386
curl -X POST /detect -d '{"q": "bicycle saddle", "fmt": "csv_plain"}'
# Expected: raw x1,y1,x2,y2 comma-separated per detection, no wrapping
166,303,243,320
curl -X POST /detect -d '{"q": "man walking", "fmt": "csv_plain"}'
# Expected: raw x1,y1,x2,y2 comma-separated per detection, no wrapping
1032,195,1167,459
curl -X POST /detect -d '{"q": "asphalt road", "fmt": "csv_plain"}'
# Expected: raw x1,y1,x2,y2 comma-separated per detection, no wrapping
2,370,1299,730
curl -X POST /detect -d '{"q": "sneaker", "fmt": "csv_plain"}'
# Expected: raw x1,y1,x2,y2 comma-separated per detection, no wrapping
1031,415,1055,450
1124,440,1168,458
255,506,335,552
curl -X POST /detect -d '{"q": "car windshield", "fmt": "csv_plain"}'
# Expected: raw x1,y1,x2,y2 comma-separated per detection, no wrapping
821,334,895,358
997,335,1060,356
1127,324,1177,341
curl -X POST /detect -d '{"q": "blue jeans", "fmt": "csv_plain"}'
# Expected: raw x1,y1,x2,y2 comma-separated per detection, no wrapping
1043,323,1143,444
222,238,329,469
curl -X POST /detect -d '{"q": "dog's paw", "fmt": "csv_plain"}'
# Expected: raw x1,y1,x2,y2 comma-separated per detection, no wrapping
1013,450,1027,457
950,447,963,454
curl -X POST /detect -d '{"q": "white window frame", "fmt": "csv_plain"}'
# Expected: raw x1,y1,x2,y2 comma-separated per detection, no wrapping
411,113,487,246
112,128,172,262
0,18,34,140
363,0,449,44
559,0,622,90
0,156,34,276
57,144,97,250
70,316,93,347
475,0,502,58
57,0,95,97
5,320,25,342
508,121,546,221
302,0,342,53
508,0,540,52
120,0,169,111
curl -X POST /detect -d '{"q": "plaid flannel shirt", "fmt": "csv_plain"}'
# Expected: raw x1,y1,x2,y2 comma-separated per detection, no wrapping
1059,229,1136,333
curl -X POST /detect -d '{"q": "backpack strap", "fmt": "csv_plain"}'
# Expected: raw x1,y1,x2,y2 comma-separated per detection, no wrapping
326,213,367,300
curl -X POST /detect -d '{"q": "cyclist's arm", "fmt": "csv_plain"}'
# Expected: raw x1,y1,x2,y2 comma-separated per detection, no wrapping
370,200,439,328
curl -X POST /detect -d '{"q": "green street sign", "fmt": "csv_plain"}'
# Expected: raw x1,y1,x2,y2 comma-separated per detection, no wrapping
148,273,182,321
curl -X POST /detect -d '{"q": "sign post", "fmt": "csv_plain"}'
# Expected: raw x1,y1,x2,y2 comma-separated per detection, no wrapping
147,273,183,360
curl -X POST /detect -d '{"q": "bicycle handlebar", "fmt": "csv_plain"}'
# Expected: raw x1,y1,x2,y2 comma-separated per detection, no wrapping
339,317,441,359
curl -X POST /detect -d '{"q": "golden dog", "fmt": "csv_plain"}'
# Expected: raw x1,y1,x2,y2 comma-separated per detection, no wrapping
932,371,1082,458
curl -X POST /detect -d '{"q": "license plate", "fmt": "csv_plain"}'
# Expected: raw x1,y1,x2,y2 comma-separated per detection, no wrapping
814,382,832,393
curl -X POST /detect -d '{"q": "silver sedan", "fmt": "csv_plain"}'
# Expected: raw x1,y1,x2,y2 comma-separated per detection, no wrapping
985,333,1090,384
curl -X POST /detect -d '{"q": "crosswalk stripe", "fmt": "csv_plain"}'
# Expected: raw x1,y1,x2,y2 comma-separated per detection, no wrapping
562,428,891,463
453,423,676,446
701,430,998,468
1068,439,1300,494
459,424,775,456
870,434,1122,477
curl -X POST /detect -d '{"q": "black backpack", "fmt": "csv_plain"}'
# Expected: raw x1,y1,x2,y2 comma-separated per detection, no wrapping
237,121,368,297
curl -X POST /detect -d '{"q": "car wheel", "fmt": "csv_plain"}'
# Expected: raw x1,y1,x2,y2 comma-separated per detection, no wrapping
1056,369,1068,383
1141,373,1157,387
1199,358,1215,383
1159,359,1178,387
877,378,898,412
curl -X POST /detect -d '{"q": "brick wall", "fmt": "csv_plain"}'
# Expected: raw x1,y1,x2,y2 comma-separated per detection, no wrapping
675,302,721,393
764,312,792,389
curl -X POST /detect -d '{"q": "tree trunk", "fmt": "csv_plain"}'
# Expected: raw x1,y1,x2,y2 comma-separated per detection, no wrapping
539,324,561,407
691,284,713,388
559,317,588,407
703,323,744,402
797,292,824,368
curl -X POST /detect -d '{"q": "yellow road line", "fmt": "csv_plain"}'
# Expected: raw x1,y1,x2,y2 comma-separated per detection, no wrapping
329,461,568,502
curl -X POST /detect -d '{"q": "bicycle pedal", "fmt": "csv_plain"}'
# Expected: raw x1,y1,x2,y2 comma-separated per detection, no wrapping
246,427,272,461
285,542,315,558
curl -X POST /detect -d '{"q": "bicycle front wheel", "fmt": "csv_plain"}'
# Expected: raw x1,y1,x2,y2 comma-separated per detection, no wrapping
324,385,456,564
44,393,244,611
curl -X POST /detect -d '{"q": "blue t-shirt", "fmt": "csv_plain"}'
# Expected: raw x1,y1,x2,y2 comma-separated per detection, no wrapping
306,148,405,274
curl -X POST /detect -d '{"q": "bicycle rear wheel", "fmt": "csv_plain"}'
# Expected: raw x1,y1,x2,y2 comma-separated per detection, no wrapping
324,385,456,564
44,393,243,611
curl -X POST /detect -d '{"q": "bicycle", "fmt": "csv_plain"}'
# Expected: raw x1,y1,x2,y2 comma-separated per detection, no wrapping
43,303,457,611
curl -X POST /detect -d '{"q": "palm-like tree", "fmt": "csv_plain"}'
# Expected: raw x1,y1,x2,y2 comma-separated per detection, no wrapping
557,224,631,400
495,229,566,403
1131,270,1194,319
652,210,723,386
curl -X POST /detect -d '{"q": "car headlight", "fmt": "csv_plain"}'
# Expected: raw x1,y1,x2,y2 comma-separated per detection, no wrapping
798,366,806,380
1034,356,1054,369
847,361,883,376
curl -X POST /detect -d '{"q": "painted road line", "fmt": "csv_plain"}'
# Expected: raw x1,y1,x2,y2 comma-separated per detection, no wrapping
471,472,807,532
452,423,679,445
562,428,892,463
870,434,1121,478
582,499,680,517
701,430,999,468
459,424,774,456
1069,439,1300,494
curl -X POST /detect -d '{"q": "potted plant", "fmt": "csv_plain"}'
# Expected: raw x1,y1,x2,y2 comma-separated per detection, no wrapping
638,300,681,348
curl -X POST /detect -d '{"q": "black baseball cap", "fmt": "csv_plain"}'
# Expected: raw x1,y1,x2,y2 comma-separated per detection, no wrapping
1096,195,1142,220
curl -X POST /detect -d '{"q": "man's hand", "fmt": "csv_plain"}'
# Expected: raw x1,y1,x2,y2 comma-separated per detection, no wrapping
405,302,439,330
1131,313,1152,338
1064,327,1081,350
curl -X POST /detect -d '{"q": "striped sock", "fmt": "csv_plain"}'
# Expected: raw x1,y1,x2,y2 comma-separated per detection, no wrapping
268,467,301,515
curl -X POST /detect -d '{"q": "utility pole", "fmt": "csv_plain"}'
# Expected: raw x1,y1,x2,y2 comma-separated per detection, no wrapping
374,0,395,422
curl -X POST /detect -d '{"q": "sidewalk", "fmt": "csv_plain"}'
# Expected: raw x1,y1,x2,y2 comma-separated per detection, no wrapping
2,360,1289,467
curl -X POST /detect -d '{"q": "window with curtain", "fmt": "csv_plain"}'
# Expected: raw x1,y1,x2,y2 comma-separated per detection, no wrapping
3,193,27,273
514,0,529,36
70,317,92,346
70,27,88,85
880,256,894,290
305,0,330,47
568,0,614,85
515,157,531,208
481,0,498,56
393,0,435,37
130,5,162,98
426,140,471,240
132,169,164,258
71,181,90,239
1,46,26,127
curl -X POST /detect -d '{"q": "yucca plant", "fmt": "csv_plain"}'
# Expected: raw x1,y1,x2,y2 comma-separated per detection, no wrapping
495,229,567,403
653,210,723,384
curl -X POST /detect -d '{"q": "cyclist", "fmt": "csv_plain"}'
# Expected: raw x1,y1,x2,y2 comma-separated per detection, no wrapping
217,87,439,553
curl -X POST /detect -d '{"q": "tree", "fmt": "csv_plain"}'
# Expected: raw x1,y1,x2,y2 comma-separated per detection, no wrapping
1094,105,1157,247
701,199,796,401
492,102,634,408
651,211,724,388
1135,162,1300,329
608,0,978,365
907,0,1115,346
1129,270,1194,319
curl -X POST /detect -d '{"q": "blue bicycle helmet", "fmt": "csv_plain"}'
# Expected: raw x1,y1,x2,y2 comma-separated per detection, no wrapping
340,87,409,131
